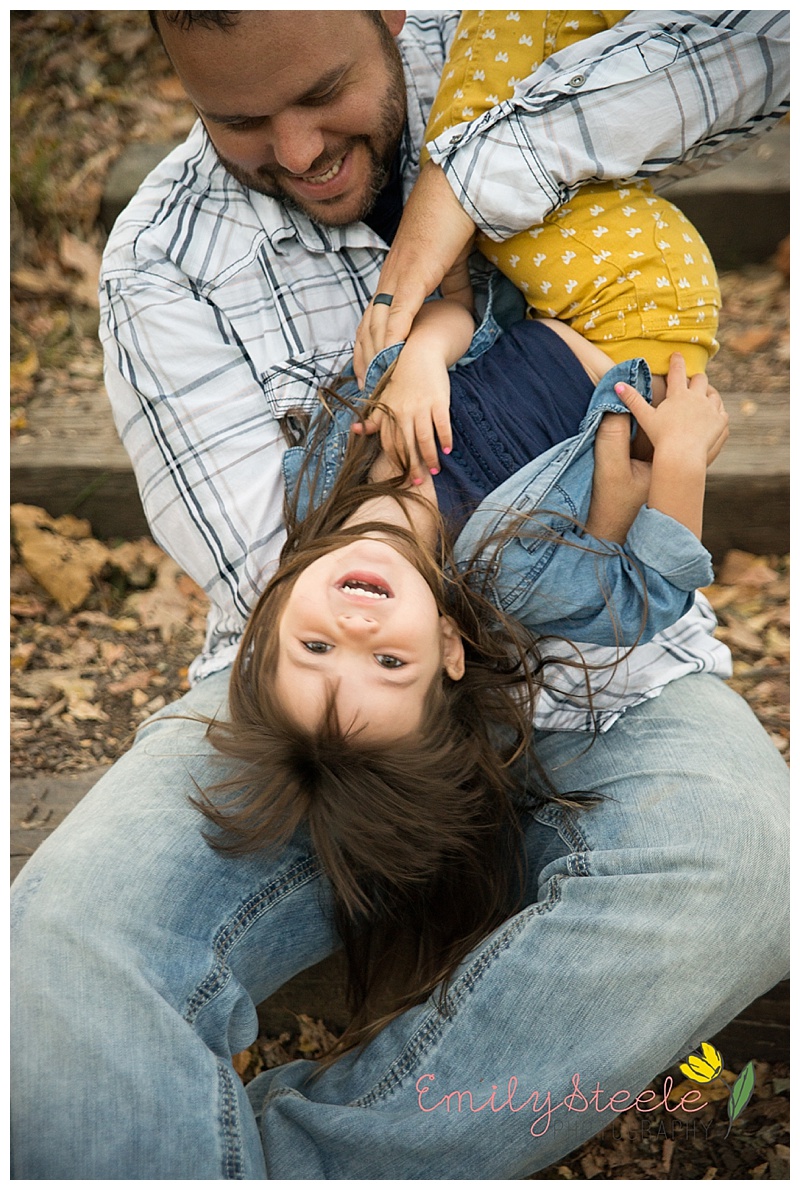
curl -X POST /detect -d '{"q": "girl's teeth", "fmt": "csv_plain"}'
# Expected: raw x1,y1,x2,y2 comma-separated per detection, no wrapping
305,157,344,185
343,584,388,599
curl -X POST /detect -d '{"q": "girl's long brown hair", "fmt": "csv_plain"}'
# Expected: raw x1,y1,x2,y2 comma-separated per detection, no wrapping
193,380,609,1059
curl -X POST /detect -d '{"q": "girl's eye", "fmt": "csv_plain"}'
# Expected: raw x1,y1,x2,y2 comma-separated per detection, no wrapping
375,654,405,669
303,641,332,654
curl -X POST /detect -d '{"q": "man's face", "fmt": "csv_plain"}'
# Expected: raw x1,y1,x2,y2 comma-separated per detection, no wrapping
158,10,408,226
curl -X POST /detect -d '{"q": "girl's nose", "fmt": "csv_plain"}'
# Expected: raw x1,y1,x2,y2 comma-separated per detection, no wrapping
337,613,380,636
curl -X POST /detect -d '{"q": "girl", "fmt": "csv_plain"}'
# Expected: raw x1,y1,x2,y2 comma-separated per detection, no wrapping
195,296,728,1060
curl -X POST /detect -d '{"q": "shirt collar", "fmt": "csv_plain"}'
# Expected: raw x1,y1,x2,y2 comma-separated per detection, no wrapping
195,23,435,257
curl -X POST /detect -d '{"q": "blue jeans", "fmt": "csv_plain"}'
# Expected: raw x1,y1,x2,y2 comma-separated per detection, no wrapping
11,669,788,1178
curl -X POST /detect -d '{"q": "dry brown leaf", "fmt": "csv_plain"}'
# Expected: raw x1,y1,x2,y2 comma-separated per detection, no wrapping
10,595,48,618
716,621,764,653
107,669,157,696
109,539,166,587
125,556,206,642
10,504,109,612
774,235,790,280
763,626,790,659
69,698,109,722
99,640,127,665
59,231,101,308
11,264,72,299
11,643,37,671
717,550,779,588
52,513,93,541
727,326,774,355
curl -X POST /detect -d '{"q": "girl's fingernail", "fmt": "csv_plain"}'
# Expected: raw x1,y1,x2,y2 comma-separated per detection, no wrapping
412,477,424,486
614,383,626,395
430,467,440,476
443,446,452,455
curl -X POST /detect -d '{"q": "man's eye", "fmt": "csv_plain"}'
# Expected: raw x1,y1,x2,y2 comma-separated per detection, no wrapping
375,654,405,669
303,641,332,654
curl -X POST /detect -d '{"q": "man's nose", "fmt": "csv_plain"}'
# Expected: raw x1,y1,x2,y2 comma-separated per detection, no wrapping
337,613,380,637
269,110,326,175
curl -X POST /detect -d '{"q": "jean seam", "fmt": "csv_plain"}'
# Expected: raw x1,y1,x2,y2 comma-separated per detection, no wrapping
184,854,322,1025
216,1058,246,1179
351,871,574,1108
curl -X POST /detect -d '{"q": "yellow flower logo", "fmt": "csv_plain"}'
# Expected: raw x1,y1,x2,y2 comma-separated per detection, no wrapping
679,1042,723,1084
678,1043,756,1137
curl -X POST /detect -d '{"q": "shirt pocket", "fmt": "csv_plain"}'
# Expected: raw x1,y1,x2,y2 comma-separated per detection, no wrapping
261,347,351,419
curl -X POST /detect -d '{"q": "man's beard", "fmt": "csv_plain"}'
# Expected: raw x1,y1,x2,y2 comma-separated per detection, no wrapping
215,48,407,226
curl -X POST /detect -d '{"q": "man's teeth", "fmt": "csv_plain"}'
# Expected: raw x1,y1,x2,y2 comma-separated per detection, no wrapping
304,157,344,185
342,583,388,599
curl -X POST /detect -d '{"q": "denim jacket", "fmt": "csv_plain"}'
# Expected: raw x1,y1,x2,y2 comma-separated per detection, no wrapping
282,275,713,648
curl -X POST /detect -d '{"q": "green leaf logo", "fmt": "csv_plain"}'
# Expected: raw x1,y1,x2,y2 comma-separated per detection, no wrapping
725,1060,756,1137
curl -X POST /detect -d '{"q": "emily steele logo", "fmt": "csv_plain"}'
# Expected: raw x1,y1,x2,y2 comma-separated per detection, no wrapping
416,1041,757,1139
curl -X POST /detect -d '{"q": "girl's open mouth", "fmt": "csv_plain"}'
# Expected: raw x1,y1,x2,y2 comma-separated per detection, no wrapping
335,571,394,600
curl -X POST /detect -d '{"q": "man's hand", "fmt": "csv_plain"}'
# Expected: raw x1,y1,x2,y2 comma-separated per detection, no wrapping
353,161,476,387
585,412,652,543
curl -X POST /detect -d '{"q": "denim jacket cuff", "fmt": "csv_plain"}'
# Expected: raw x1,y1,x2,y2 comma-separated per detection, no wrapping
627,506,714,590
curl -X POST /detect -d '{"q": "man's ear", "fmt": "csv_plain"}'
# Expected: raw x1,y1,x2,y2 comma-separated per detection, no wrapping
380,11,406,37
440,615,465,681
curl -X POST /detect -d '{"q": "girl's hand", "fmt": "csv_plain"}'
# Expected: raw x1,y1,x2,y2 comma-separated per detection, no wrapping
353,348,453,484
613,354,729,466
586,412,652,543
612,354,729,539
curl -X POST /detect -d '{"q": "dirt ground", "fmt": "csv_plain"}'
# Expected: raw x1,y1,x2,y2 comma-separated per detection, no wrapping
10,10,789,1180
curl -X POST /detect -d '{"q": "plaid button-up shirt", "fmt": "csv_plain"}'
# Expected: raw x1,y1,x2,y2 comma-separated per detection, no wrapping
99,10,787,726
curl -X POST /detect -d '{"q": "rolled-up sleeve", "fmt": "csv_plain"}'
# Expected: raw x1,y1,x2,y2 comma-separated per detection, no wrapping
426,10,790,240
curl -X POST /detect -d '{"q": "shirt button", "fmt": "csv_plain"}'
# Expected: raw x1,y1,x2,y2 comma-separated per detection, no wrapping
568,73,586,88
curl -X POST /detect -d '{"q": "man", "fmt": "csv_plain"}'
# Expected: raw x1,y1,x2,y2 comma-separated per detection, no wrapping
11,11,789,1179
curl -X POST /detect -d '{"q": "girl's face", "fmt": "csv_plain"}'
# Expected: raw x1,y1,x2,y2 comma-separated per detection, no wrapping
275,537,465,742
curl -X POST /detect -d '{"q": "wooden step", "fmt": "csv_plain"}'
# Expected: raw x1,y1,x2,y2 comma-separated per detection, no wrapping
10,382,789,561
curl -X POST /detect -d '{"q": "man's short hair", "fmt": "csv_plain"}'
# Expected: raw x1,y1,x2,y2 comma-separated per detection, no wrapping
150,10,386,37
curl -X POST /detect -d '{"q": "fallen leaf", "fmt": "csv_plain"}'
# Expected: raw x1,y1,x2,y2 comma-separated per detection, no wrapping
11,642,38,671
107,669,156,696
125,557,207,641
10,264,72,299
717,550,779,588
69,698,109,722
716,622,764,653
99,641,127,665
108,538,165,587
10,505,110,612
59,231,101,308
9,595,48,618
109,617,141,634
773,235,790,280
727,326,773,355
763,626,790,659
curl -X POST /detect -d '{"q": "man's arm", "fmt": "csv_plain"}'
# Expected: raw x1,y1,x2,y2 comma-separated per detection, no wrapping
100,270,353,646
358,10,789,353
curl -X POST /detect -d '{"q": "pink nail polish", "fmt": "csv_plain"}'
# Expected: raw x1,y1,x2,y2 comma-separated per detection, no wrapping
614,383,626,395
412,477,424,486
430,467,440,476
443,446,452,455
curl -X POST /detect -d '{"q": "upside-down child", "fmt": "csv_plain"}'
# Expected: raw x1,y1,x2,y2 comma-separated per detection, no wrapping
199,299,729,1058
